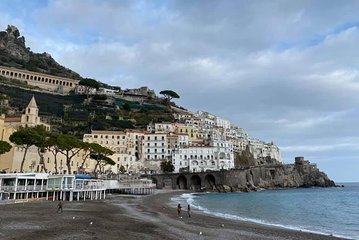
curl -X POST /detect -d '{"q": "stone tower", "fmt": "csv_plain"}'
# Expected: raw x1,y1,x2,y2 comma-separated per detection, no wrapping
21,96,40,127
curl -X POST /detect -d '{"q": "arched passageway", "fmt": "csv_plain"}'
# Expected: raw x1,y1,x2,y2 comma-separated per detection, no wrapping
151,178,158,188
162,177,173,189
177,175,188,189
190,175,201,191
204,174,216,190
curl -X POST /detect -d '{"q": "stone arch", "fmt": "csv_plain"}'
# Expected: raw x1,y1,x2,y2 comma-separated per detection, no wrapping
219,152,226,159
204,174,216,189
151,177,158,188
220,161,225,169
176,175,187,189
190,175,201,191
162,177,173,189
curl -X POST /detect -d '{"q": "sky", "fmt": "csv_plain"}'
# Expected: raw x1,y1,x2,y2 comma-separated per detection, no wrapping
0,0,358,182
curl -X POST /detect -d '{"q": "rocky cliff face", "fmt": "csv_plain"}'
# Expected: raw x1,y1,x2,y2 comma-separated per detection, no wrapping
216,159,336,192
0,25,81,79
0,25,30,61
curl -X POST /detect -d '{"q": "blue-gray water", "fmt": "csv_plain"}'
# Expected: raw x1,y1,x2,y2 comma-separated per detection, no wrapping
173,183,359,239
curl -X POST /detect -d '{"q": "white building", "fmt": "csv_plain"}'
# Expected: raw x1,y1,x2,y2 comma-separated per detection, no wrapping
172,146,217,173
147,122,175,133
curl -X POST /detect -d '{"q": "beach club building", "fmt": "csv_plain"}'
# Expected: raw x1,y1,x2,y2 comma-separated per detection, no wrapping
46,174,106,201
0,173,48,201
0,173,106,202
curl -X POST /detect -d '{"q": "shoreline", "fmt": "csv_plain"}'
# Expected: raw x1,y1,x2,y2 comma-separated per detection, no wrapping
0,190,349,240
143,190,348,240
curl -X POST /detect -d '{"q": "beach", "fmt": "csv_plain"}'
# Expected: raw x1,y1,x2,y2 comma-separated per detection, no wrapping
0,191,347,240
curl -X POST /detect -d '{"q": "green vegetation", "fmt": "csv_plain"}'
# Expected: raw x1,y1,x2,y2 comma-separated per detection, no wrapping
0,84,175,137
0,49,81,80
160,160,175,173
9,126,44,172
119,165,126,174
79,78,100,90
56,134,84,174
89,143,115,173
0,140,11,155
160,90,180,101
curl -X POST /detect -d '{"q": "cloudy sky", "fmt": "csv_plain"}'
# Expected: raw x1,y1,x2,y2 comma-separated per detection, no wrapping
1,0,358,182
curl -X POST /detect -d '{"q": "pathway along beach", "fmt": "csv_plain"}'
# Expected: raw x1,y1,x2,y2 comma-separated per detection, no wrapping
0,191,346,240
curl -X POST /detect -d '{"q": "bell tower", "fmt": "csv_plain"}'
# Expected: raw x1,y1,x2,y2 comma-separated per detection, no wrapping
21,96,40,127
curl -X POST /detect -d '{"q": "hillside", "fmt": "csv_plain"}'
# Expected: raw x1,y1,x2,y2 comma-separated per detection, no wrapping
0,25,81,79
0,25,175,137
0,81,174,138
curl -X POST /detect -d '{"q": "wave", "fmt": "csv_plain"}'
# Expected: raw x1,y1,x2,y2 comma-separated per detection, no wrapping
171,193,355,240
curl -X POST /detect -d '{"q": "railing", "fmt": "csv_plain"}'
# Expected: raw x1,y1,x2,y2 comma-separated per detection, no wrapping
1,186,15,191
0,185,46,191
118,183,156,189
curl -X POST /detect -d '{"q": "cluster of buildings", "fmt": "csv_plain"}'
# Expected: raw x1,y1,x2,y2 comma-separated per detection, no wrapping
0,66,282,176
83,111,281,174
0,96,281,176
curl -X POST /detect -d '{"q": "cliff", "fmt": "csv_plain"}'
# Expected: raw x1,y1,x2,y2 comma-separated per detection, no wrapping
0,25,81,79
216,157,336,192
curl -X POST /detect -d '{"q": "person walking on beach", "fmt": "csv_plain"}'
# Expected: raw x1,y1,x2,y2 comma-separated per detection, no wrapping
187,204,191,218
177,203,182,217
57,200,63,213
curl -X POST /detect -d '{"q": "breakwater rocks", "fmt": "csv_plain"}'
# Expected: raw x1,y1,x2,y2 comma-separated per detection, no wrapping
217,157,335,192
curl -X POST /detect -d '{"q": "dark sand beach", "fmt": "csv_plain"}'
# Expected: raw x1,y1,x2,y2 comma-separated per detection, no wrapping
0,190,347,240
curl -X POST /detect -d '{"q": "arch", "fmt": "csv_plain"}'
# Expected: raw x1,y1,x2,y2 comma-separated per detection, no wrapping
151,178,158,188
176,175,187,189
162,177,173,189
220,161,225,169
204,174,216,189
190,175,201,191
219,152,226,159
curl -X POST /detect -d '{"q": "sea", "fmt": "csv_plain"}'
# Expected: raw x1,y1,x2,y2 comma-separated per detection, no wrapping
172,183,359,239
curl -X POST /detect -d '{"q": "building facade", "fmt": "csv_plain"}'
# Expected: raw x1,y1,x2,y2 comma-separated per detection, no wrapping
0,66,79,94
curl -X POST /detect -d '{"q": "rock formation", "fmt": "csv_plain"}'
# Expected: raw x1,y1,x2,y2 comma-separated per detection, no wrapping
215,157,335,192
0,25,30,61
0,25,81,79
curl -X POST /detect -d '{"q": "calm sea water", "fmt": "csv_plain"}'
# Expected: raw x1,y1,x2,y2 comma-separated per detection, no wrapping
173,183,359,239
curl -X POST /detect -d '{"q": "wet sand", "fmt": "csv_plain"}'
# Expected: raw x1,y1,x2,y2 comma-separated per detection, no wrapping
0,191,348,240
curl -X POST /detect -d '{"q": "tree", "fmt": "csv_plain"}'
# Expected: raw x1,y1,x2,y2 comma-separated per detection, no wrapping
89,143,114,173
45,133,61,174
79,78,100,97
0,140,11,155
31,126,49,173
159,90,180,102
79,78,100,90
57,134,84,174
97,155,115,173
122,102,131,111
9,127,43,172
160,160,175,173
119,165,126,174
79,142,92,171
